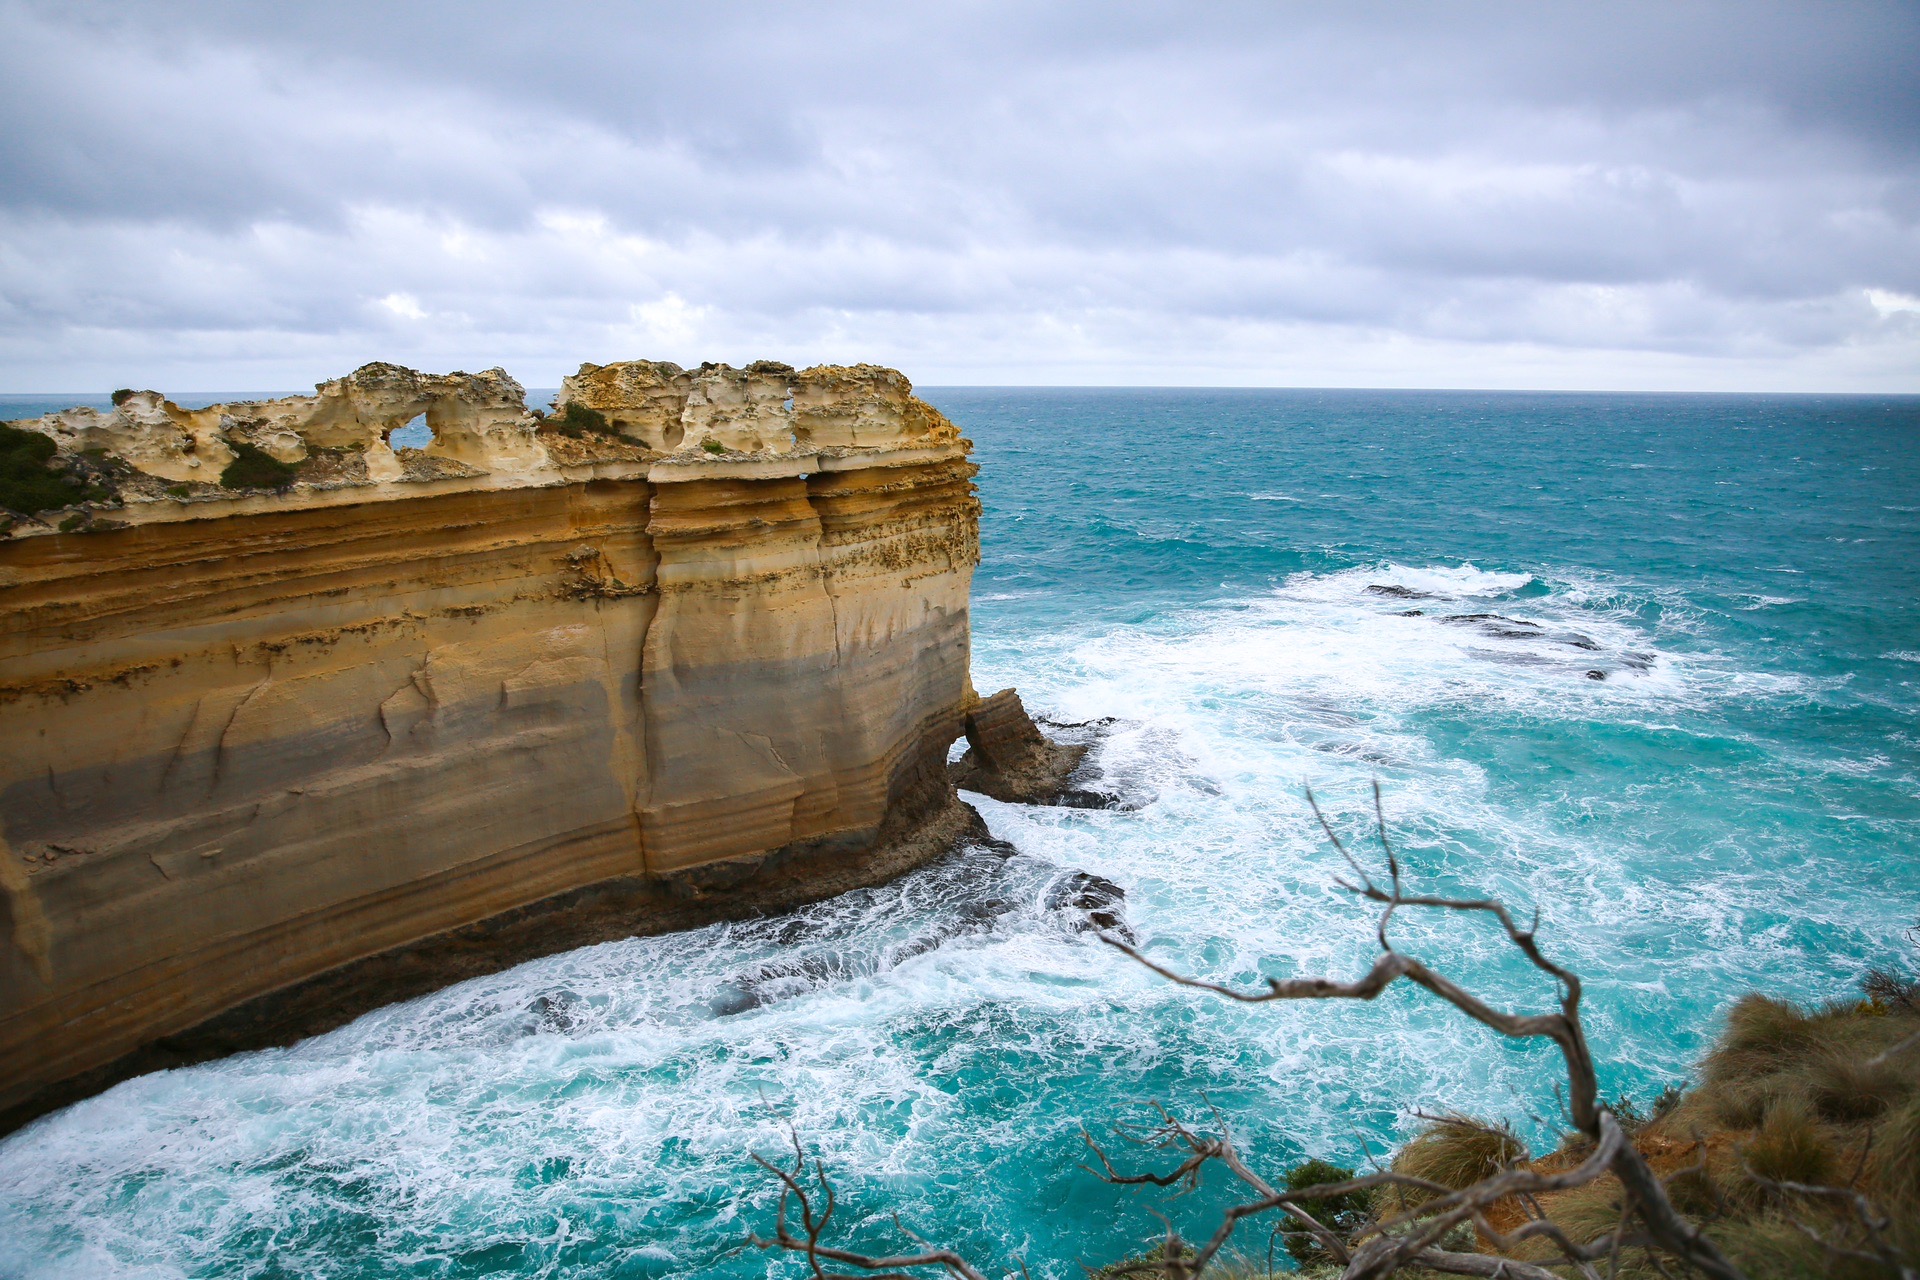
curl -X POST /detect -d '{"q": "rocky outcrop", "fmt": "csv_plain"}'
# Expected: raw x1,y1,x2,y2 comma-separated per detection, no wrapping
949,688,1094,804
0,358,980,1132
552,360,964,459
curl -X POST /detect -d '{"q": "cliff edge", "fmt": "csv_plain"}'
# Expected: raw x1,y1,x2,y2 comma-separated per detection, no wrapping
0,358,983,1132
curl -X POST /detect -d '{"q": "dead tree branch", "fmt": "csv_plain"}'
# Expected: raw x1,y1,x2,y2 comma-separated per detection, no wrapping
1098,782,1745,1280
1739,1157,1917,1280
741,783,1920,1280
748,1123,993,1280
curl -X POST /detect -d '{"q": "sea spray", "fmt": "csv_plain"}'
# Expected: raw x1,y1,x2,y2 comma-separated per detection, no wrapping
2,388,1916,1279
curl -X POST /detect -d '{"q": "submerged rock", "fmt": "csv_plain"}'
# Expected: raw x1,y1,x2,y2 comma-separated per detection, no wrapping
1044,871,1132,940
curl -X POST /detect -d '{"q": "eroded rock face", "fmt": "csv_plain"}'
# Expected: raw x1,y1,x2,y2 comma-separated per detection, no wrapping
551,358,963,459
0,358,969,537
27,390,236,483
795,363,942,449
555,359,694,449
0,355,981,1133
948,688,1095,806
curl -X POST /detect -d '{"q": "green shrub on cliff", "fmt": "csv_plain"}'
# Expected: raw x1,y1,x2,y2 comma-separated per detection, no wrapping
0,423,89,515
219,440,299,490
1281,1158,1371,1265
553,401,614,438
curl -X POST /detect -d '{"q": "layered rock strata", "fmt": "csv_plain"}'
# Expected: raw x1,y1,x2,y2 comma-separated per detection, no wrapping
0,359,980,1133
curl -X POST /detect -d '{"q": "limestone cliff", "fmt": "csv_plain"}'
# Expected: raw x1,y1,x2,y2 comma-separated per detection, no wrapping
0,359,981,1132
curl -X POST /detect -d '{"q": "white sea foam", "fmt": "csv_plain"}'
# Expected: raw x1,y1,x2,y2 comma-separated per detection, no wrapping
0,561,1905,1280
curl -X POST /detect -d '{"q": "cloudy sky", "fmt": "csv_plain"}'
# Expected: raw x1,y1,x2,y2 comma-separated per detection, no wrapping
2,1,1916,393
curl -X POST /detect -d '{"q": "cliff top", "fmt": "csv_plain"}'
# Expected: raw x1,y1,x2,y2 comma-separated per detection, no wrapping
0,358,967,538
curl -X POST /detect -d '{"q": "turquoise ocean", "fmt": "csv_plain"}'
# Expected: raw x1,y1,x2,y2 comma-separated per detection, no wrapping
1,388,1917,1278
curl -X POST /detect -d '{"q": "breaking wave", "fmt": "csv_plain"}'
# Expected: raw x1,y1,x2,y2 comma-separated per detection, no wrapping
4,382,1917,1280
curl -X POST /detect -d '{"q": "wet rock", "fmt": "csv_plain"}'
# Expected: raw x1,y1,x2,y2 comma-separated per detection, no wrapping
1587,670,1607,680
1044,871,1132,941
949,688,1091,805
1439,612,1536,628
527,990,583,1034
1053,788,1126,809
1366,584,1437,600
1038,715,1119,730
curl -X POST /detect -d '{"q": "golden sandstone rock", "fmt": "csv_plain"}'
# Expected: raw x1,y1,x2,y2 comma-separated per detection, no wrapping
0,358,984,1131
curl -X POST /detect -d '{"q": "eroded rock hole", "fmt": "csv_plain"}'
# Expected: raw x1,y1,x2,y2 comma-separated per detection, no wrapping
390,414,430,450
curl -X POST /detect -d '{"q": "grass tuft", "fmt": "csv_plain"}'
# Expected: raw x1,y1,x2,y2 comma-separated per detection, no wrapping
1740,1097,1835,1194
1715,996,1819,1068
1870,1093,1920,1212
1809,1046,1911,1122
1390,1115,1526,1199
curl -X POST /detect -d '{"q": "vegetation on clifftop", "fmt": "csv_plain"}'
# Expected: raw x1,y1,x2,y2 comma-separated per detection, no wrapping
0,423,92,514
552,401,615,438
219,440,299,490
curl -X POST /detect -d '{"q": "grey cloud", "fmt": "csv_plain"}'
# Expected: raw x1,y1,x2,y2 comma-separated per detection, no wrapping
1,0,1916,391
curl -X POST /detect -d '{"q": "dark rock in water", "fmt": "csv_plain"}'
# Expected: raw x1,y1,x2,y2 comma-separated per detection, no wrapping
1586,670,1607,681
1038,715,1119,730
527,990,583,1034
1044,871,1132,941
732,913,827,948
1312,740,1398,766
1366,584,1436,600
1441,612,1539,629
1054,788,1125,810
1397,609,1425,616
1472,649,1556,668
1562,634,1601,651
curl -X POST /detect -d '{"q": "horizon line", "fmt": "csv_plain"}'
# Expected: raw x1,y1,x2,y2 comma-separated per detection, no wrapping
4,383,1918,400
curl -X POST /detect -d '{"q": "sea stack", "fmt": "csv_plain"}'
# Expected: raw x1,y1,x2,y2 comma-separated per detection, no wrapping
0,359,988,1131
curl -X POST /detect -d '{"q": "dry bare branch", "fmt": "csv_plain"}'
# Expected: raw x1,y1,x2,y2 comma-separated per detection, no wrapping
747,1125,993,1280
745,784,1920,1280
1738,1157,1918,1280
1097,785,1744,1279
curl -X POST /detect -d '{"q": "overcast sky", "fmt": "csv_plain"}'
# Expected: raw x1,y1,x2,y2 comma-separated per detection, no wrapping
2,1,1917,393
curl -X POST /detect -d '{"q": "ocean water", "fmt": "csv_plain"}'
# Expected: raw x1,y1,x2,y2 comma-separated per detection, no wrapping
2,388,1917,1279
